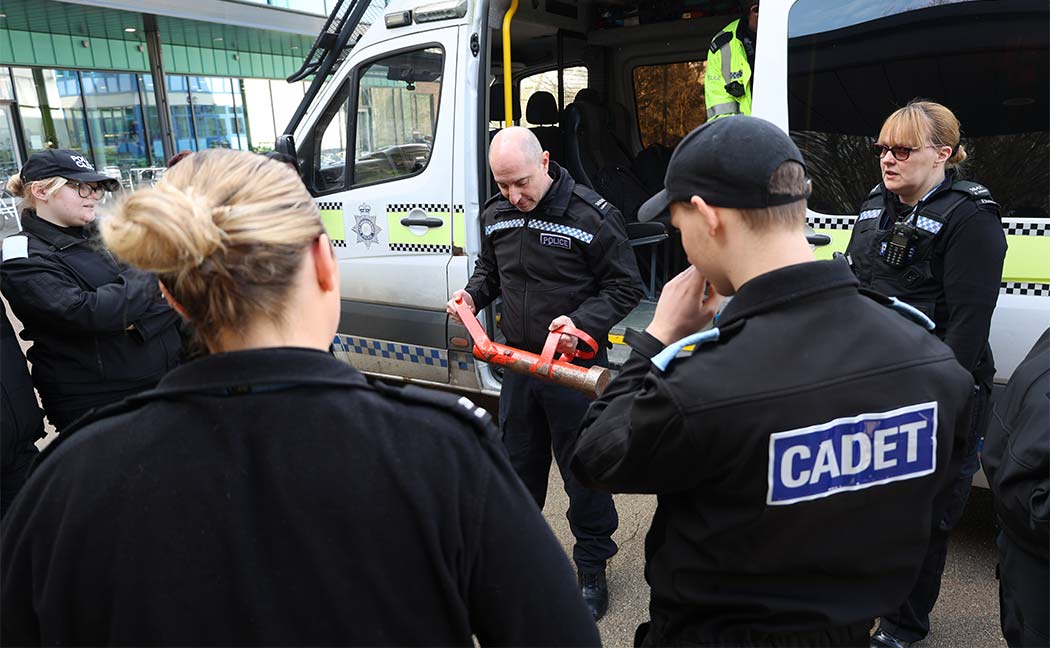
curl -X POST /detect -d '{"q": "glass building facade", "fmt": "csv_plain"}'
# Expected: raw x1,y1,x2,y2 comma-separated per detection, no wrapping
0,0,335,182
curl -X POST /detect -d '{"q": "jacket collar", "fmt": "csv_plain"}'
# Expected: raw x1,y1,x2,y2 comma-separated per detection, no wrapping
158,346,368,394
21,210,90,250
718,258,859,325
494,161,577,221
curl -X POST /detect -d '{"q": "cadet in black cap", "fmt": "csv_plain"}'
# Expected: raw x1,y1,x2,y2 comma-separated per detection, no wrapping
1,150,181,431
571,116,975,646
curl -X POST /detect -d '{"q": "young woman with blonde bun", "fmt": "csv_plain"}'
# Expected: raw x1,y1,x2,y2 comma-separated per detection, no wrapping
846,100,1007,648
0,149,181,431
0,149,600,647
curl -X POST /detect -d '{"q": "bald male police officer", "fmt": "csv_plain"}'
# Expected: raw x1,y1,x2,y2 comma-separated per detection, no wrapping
448,127,643,620
571,116,974,646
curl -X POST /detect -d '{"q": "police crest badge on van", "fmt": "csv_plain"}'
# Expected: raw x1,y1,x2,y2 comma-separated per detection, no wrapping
767,402,938,506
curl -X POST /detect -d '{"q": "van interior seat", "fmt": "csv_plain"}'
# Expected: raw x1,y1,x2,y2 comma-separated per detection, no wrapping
526,91,562,162
488,83,521,139
562,91,668,296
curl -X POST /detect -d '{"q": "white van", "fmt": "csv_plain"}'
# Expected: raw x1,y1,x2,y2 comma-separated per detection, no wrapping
278,0,1048,400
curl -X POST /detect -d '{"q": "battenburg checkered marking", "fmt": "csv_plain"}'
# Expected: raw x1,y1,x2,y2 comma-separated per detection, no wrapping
1001,219,1050,237
485,219,525,236
332,335,448,368
390,243,451,253
858,209,881,222
528,220,594,244
1001,282,1050,297
806,215,857,231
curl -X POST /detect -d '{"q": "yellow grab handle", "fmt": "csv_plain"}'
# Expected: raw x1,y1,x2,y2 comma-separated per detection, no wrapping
501,0,518,125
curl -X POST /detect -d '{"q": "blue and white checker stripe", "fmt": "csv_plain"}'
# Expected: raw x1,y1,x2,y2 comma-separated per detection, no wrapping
484,219,525,236
914,216,943,234
858,209,881,222
332,335,448,368
527,220,594,244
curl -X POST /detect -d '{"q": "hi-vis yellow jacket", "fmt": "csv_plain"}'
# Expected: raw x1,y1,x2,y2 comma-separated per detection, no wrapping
705,18,753,120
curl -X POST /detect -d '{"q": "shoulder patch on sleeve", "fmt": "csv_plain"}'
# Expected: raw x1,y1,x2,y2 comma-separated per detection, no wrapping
951,180,991,199
571,184,614,217
2,235,28,262
710,30,732,54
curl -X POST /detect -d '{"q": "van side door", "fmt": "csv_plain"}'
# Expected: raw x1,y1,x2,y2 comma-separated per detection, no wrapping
301,27,459,384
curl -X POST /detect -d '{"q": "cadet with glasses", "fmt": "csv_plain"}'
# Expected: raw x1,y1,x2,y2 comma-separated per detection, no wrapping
572,116,974,647
0,149,600,647
845,101,1007,648
1,149,182,431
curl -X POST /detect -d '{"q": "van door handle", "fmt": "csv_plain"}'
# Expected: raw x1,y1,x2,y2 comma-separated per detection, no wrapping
401,216,444,227
807,233,832,247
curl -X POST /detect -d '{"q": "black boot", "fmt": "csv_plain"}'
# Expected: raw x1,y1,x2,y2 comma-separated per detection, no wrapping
579,570,609,622
871,628,912,648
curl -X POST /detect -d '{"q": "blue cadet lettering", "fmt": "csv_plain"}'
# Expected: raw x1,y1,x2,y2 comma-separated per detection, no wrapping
767,402,937,506
540,233,571,249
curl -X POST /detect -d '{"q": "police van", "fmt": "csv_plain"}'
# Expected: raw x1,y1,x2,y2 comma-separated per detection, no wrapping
277,0,1049,401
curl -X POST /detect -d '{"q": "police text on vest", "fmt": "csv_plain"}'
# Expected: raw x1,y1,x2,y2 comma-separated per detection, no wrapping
767,402,937,506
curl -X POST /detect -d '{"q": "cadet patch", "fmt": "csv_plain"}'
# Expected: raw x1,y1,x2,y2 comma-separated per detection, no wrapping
767,402,937,506
2,235,28,261
540,232,571,249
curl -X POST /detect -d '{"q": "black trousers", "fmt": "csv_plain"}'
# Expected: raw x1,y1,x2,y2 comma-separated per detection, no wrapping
499,365,618,574
880,384,989,642
997,530,1049,648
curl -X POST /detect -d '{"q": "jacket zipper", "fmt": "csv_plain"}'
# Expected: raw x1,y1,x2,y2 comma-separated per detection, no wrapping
520,213,530,345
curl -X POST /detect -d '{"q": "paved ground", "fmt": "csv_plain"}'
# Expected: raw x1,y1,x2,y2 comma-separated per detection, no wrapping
535,465,1004,647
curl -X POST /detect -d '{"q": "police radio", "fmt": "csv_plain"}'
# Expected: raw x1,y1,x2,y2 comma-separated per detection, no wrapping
884,221,916,267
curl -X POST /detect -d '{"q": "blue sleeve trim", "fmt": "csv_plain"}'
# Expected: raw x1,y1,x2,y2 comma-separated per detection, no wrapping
888,297,936,331
651,327,721,372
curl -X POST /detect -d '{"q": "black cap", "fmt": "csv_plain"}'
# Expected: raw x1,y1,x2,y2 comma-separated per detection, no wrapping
637,116,809,223
19,149,119,189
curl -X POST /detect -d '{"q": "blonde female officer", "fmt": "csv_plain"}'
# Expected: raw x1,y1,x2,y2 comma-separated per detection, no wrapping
846,100,1007,648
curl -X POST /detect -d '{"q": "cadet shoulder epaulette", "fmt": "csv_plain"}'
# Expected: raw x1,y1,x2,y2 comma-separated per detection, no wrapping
372,381,498,440
650,319,744,372
572,184,615,217
858,288,935,332
710,30,732,54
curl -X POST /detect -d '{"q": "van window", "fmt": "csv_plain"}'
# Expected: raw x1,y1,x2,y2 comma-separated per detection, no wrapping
788,0,1049,217
519,67,588,127
310,82,350,195
352,46,443,187
632,60,707,149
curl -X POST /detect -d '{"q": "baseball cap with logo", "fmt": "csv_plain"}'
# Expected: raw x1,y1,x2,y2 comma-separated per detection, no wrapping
19,149,119,190
637,115,810,223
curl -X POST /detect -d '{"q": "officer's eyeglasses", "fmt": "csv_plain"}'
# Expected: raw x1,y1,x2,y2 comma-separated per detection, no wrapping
872,144,940,162
65,180,106,198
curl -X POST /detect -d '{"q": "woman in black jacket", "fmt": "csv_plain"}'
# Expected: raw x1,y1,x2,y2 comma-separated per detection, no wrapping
0,149,599,647
847,101,1008,648
1,149,181,430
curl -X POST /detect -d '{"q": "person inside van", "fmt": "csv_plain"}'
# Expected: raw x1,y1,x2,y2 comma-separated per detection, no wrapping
704,0,759,120
0,149,600,647
1,149,182,432
845,100,1007,648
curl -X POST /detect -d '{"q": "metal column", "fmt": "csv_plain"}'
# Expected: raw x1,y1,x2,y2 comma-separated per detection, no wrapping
144,14,175,162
